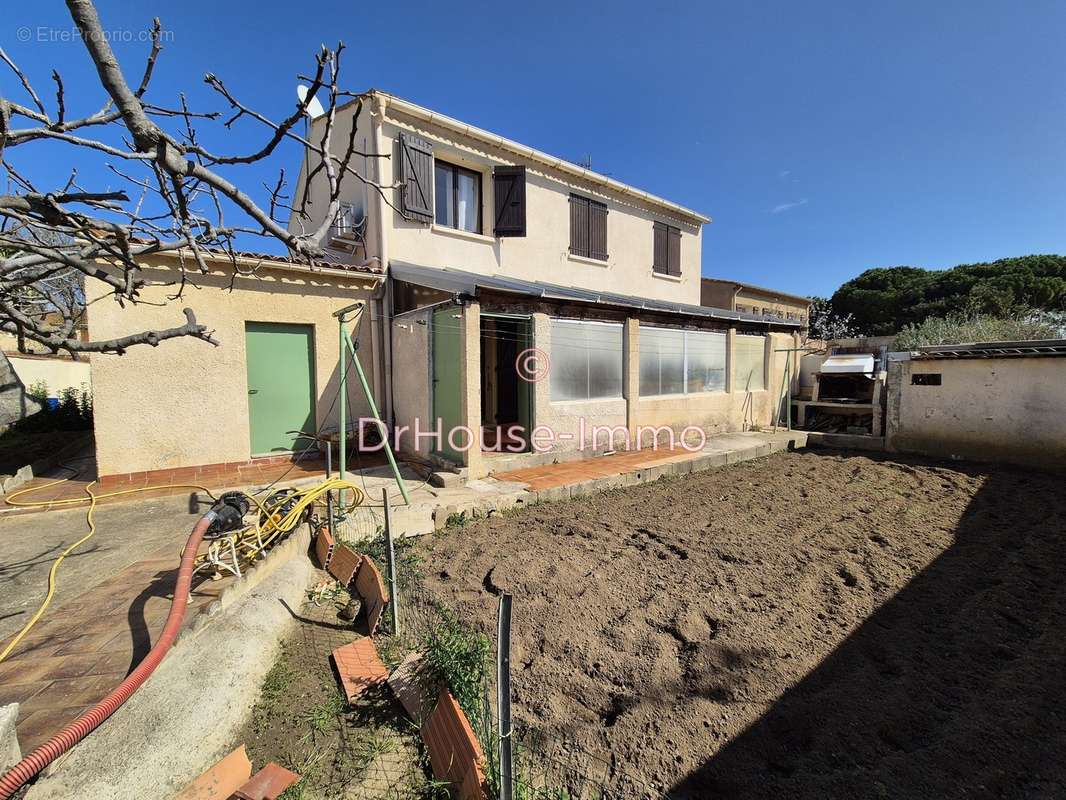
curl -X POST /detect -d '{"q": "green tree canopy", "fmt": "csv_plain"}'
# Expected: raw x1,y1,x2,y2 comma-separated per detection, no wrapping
830,255,1066,335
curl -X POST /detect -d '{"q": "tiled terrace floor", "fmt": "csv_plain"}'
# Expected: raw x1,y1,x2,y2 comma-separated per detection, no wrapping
0,448,394,753
0,546,230,752
1,453,375,517
492,443,706,490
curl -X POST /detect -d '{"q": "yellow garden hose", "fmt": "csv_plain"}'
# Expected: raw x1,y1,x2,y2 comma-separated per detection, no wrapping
0,472,365,666
0,471,219,665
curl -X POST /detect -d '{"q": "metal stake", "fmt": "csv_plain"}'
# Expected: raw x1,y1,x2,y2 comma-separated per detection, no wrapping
326,444,335,538
382,487,399,635
338,318,348,514
496,592,514,800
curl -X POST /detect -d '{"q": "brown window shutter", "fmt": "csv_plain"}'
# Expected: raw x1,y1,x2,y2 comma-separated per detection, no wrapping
398,132,433,222
493,166,526,237
569,194,590,257
589,200,608,261
653,222,668,274
667,225,681,275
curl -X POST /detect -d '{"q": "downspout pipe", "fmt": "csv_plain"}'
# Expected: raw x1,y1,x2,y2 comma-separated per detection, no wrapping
370,94,395,430
0,508,219,799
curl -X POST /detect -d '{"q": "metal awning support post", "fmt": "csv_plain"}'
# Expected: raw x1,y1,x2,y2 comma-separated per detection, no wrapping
335,302,412,506
773,345,821,433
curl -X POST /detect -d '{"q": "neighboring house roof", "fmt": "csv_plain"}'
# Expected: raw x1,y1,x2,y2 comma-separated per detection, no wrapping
909,339,1066,360
366,90,711,227
702,277,812,307
390,261,801,328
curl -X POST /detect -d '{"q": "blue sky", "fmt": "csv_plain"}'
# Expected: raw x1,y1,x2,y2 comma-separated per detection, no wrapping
4,0,1065,297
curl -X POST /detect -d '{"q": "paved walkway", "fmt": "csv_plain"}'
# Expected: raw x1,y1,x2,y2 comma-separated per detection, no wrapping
0,498,230,752
2,452,345,517
493,430,805,492
494,443,708,490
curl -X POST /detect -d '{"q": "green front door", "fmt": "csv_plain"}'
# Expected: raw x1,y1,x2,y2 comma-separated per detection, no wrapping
432,307,463,462
245,322,316,455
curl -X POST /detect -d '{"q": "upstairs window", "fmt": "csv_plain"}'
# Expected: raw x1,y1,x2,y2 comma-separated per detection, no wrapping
434,161,481,233
653,222,681,276
569,194,608,261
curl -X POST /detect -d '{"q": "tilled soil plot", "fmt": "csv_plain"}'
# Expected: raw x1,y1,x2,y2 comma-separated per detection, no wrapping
415,449,1066,799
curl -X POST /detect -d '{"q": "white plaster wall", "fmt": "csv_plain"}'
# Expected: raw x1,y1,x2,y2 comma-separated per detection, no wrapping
886,356,1066,468
88,260,379,477
292,101,704,306
7,356,91,396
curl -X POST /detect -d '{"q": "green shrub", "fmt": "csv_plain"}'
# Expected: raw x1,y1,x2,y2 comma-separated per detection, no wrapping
894,312,1062,350
421,605,490,725
15,383,93,433
26,380,49,404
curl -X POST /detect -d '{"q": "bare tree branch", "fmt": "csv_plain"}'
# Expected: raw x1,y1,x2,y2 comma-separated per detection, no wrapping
0,0,387,356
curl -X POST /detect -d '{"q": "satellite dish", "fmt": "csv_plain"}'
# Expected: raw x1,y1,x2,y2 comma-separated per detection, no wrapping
296,84,326,119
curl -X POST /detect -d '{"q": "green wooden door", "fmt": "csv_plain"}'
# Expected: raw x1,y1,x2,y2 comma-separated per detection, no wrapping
245,322,316,455
432,307,463,462
515,317,533,444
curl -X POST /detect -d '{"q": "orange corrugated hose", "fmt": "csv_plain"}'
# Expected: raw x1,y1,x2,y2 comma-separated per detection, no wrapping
0,508,218,799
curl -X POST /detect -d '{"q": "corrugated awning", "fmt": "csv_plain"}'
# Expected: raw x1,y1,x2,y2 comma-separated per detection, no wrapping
910,339,1066,360
389,261,801,328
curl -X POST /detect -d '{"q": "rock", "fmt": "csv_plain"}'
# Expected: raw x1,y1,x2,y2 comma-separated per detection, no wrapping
0,703,21,772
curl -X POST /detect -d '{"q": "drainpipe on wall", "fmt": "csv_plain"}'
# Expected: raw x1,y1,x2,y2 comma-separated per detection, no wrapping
732,284,743,312
370,93,395,429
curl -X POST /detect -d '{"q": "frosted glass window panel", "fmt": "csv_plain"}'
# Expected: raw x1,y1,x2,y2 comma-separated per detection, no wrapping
659,329,685,395
549,320,590,401
549,320,623,401
735,334,766,392
686,330,727,393
639,327,685,396
639,328,662,396
585,322,624,399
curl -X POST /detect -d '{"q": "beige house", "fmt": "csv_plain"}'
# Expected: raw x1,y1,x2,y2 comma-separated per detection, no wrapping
89,91,801,482
700,278,811,327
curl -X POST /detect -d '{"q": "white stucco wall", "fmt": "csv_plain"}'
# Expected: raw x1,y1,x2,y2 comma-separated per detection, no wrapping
293,96,705,306
6,356,91,397
88,259,380,477
886,356,1066,468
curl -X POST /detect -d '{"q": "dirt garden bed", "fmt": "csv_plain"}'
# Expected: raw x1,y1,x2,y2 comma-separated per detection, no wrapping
234,580,444,800
412,449,1066,798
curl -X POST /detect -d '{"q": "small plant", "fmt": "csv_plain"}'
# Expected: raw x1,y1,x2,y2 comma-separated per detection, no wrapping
421,604,490,724
300,689,346,737
14,382,93,433
444,510,470,530
261,659,296,705
26,380,49,405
